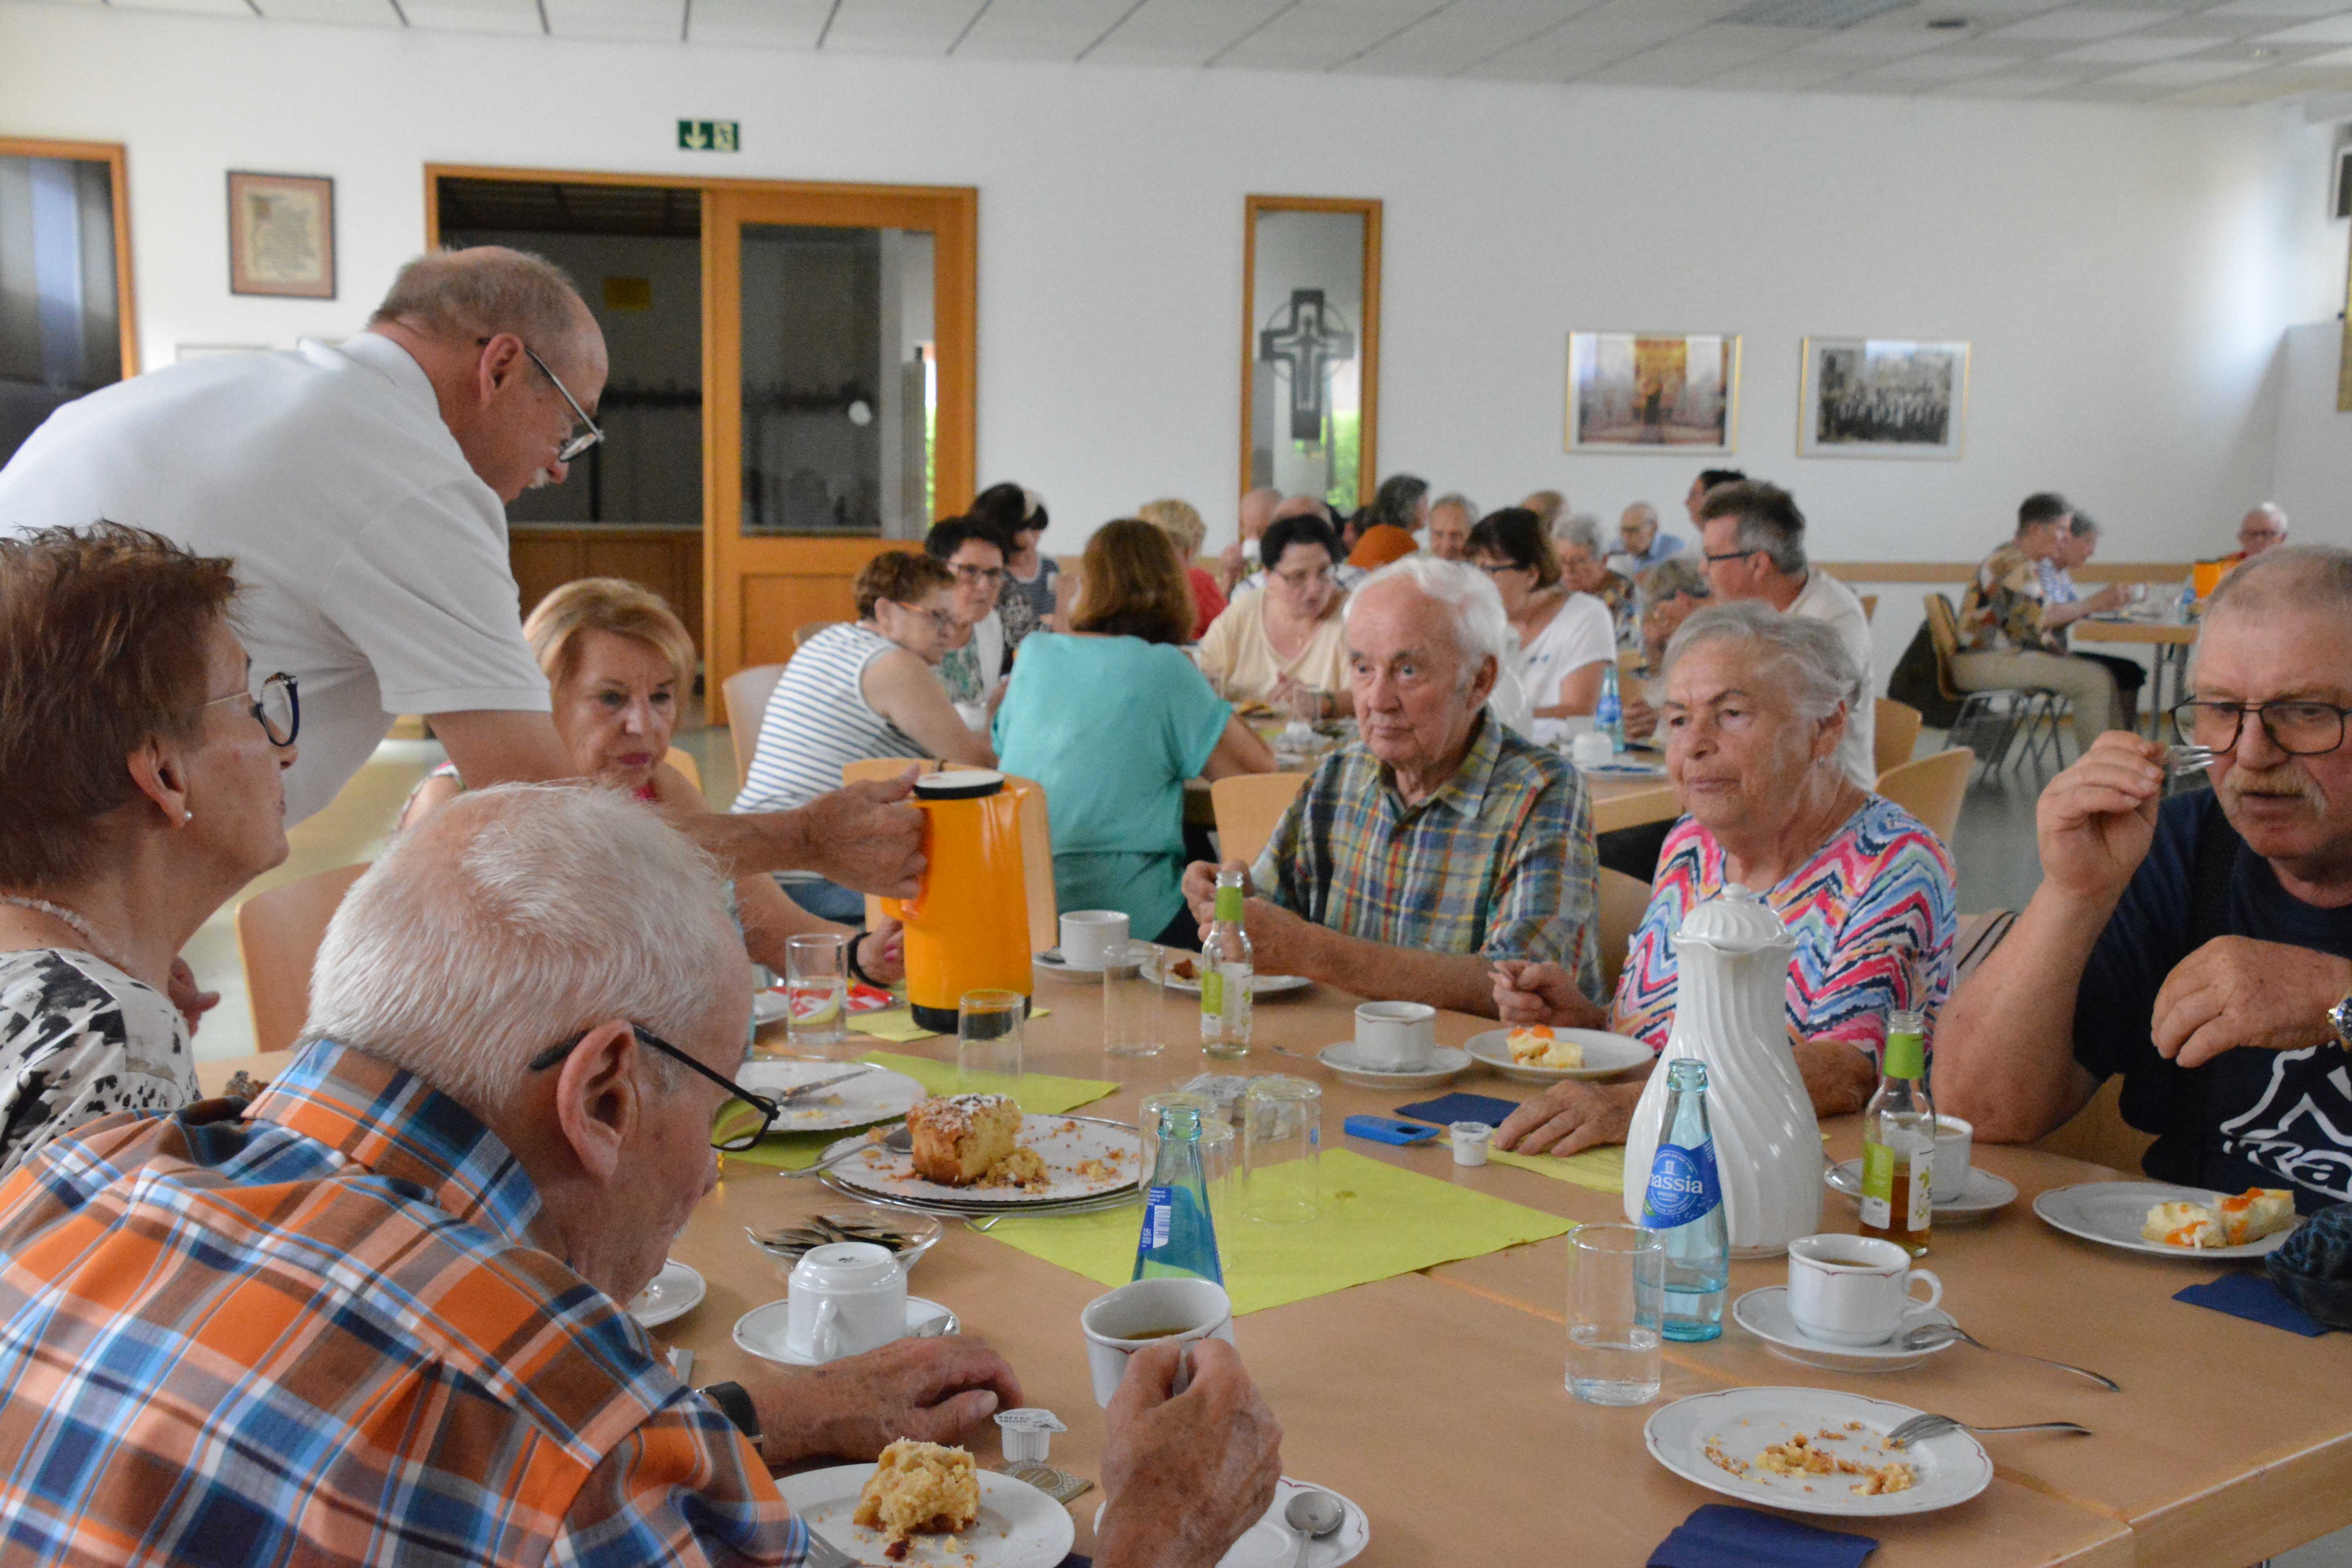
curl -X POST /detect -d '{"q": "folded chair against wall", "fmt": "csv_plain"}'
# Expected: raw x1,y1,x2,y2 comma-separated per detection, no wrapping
236,862,371,1057
1922,593,2065,773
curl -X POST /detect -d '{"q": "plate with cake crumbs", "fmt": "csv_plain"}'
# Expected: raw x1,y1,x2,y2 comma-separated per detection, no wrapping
1145,953,1314,998
735,1060,929,1133
1646,1388,1992,1517
822,1112,1144,1209
779,1460,1073,1567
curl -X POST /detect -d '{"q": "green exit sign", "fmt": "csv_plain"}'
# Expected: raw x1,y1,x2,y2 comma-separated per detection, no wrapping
678,120,739,152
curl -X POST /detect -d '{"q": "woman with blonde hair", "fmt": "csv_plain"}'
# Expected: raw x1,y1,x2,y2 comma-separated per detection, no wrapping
994,521,1274,947
1137,497,1226,641
401,577,900,983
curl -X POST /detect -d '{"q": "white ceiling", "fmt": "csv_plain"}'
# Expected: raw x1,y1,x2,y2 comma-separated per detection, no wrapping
54,0,2352,106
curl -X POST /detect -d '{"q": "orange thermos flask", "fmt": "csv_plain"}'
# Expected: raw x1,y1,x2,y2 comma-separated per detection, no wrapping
884,769,1034,1033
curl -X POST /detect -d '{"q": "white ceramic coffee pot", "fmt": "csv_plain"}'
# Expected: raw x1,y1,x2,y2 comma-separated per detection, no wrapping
1621,884,1822,1258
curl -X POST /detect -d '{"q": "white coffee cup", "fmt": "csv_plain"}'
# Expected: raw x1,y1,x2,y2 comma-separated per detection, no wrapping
1786,1234,1942,1347
1931,1114,1975,1202
1354,1000,1437,1071
786,1241,908,1363
1080,1277,1236,1407
1059,910,1129,971
1571,731,1615,769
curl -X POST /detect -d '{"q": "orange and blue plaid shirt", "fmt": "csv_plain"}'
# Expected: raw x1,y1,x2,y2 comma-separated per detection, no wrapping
0,1039,800,1567
1251,711,1603,999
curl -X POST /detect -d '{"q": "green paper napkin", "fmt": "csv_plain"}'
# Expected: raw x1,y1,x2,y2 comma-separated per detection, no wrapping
1489,1144,1626,1194
849,1005,1054,1044
722,1050,1118,1173
980,1149,1572,1314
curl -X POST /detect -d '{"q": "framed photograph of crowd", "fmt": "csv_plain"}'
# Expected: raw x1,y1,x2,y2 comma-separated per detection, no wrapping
1564,331,1738,454
227,171,336,299
1798,336,1969,459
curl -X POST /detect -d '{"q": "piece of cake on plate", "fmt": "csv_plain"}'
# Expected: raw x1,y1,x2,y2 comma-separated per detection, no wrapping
907,1094,1021,1187
2141,1188,2297,1249
854,1439,980,1554
1507,1025,1584,1071
2142,1200,2224,1249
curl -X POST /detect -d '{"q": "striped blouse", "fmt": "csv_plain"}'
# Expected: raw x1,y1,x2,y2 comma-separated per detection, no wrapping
734,624,924,818
1612,795,1956,1058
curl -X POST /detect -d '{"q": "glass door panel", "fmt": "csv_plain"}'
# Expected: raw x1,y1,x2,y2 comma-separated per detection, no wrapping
0,142,134,468
1240,197,1380,515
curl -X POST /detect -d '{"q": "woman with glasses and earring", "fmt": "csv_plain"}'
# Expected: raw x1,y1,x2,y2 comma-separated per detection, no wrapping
922,517,1014,726
0,524,300,1176
735,552,995,922
1466,506,1616,740
1195,512,1355,718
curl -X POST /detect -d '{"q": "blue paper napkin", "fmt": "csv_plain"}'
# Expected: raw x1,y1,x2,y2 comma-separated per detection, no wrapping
1396,1091,1522,1127
1648,1504,1878,1568
2175,1271,2330,1337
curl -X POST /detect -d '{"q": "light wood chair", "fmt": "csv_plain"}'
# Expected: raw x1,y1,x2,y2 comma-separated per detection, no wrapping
235,862,370,1056
840,758,1058,955
1875,747,1975,845
1210,773,1310,869
1873,697,1924,777
1597,867,1652,997
2033,1078,2157,1174
663,746,702,794
1925,592,2063,771
721,662,787,785
1859,593,1878,623
792,620,843,651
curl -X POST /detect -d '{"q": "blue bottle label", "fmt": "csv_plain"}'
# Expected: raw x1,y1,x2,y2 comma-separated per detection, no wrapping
1642,1140,1722,1229
1144,1185,1173,1248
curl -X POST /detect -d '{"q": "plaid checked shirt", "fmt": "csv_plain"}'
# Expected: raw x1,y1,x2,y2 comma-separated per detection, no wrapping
0,1040,800,1567
1251,711,1603,997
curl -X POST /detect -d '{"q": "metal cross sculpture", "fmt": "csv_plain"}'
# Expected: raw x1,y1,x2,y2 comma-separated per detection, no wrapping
1259,289,1355,443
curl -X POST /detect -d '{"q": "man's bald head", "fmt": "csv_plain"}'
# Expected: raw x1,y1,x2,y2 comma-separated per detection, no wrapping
372,246,603,380
1272,494,1329,523
2204,543,2352,633
1239,487,1280,540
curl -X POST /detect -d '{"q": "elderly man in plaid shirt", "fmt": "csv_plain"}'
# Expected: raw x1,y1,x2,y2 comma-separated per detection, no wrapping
1183,557,1604,1017
0,785,1281,1567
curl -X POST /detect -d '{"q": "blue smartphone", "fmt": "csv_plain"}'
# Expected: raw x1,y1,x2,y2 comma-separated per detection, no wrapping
1343,1114,1441,1146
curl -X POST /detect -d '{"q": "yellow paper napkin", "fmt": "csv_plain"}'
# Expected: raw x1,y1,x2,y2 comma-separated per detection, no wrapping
849,1005,1053,1044
1488,1144,1627,1195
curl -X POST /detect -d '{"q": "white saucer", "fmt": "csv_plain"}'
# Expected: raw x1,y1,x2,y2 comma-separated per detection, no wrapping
1731,1287,1957,1372
1316,1041,1471,1089
1034,947,1105,978
1826,1160,2017,1220
1094,1477,1369,1566
732,1296,959,1365
628,1259,705,1328
1464,1027,1653,1083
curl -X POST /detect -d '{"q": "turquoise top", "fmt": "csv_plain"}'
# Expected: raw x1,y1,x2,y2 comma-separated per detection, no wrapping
993,632,1232,940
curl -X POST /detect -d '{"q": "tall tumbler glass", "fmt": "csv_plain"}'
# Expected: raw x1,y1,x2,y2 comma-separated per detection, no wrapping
1566,1223,1665,1406
957,989,1026,1090
1103,942,1164,1057
1241,1076,1321,1224
784,933,849,1056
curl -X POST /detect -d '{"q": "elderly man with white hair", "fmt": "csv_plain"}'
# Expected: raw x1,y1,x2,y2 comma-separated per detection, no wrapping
0,786,1283,1566
1940,546,2352,1211
1493,603,1956,1156
1610,501,1686,575
1182,557,1602,1016
2228,502,2290,566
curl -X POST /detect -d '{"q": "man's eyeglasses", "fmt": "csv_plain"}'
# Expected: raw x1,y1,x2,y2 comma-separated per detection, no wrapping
478,337,603,463
1703,549,1760,566
204,671,299,749
2170,699,2350,758
528,1024,782,1151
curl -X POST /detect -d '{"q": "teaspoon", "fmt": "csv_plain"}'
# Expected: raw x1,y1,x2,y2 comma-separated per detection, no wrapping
1284,1489,1346,1568
1899,1321,2121,1391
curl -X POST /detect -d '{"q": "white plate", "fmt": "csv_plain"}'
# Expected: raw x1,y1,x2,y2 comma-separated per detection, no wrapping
735,1059,927,1134
751,989,791,1026
628,1259,705,1328
1094,1478,1369,1567
1145,955,1314,998
1463,1027,1654,1084
1731,1287,1957,1372
1034,947,1105,978
1316,1042,1471,1090
1578,759,1668,778
2033,1180,2301,1260
733,1297,958,1365
1646,1387,1993,1518
779,1463,1073,1568
826,1113,1144,1207
1825,1160,2018,1220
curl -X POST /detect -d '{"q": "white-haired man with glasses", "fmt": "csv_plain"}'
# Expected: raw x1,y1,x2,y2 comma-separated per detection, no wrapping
1939,546,2352,1212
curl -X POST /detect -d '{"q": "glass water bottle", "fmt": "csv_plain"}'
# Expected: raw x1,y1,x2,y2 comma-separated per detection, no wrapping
1639,1058,1729,1341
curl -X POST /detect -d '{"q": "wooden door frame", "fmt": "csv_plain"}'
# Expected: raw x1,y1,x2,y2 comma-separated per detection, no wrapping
3,137,139,378
1239,194,1380,511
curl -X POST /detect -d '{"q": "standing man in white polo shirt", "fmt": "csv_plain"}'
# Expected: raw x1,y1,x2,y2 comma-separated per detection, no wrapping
0,248,920,891
1691,481,1879,790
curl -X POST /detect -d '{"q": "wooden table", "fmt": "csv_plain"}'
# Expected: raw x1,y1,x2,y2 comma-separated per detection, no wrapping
2072,616,2198,739
199,976,2350,1565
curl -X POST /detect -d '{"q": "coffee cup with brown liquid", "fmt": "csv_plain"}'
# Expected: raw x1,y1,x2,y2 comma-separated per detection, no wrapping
1080,1277,1236,1406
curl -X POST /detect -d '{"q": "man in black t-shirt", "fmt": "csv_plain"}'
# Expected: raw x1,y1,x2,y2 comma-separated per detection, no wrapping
1940,546,2352,1210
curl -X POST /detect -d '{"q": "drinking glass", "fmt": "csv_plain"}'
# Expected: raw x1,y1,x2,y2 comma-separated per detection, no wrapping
1138,1092,1215,1175
1199,1116,1237,1224
957,989,1025,1089
1103,941,1164,1057
1241,1076,1321,1224
1566,1224,1664,1406
784,933,849,1055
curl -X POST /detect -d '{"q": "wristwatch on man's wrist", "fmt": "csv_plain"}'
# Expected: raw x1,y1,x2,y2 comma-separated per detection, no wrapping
2329,992,2352,1051
700,1381,763,1448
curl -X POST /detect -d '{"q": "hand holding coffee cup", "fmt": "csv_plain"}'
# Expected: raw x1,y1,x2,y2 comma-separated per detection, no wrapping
786,1241,909,1363
1080,1277,1236,1407
1786,1234,1942,1348
1353,1000,1437,1071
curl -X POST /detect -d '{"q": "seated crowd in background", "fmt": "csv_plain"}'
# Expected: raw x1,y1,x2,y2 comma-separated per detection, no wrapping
923,514,1016,719
1548,512,1635,630
1138,496,1228,640
1953,491,2138,755
1425,492,1475,561
969,480,1062,644
1612,501,1683,575
1466,506,1614,737
1197,512,1355,715
1345,472,1431,571
2033,509,2147,726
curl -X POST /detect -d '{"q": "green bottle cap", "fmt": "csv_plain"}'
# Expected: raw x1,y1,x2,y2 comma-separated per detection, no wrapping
1213,884,1244,923
1883,1026,1927,1080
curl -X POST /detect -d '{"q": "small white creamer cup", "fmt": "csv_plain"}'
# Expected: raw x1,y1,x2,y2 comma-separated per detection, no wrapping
1451,1121,1493,1167
1079,1277,1235,1407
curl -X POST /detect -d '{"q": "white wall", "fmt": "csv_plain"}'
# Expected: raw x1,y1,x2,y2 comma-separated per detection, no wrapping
2269,320,2352,543
1,0,2342,568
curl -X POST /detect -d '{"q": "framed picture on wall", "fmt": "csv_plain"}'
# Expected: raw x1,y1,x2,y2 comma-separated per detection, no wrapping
1798,336,1969,459
1564,332,1738,454
227,171,335,299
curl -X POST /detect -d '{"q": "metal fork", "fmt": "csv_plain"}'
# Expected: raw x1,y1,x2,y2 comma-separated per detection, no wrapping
1885,1413,2092,1448
786,1124,911,1179
2166,744,2218,777
800,1525,862,1568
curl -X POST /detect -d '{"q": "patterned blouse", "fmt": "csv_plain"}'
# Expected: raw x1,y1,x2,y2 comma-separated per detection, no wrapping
1612,796,1957,1058
1959,541,2061,654
0,948,195,1179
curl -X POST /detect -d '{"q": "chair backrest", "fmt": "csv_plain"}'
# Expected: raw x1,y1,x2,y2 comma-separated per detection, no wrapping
663,746,702,795
235,862,370,1056
1875,746,1974,846
1873,697,1924,776
1922,593,1966,703
2033,1076,2157,1173
721,662,787,784
1858,593,1878,623
793,620,843,652
841,758,1058,955
1210,773,1310,870
1597,867,1652,998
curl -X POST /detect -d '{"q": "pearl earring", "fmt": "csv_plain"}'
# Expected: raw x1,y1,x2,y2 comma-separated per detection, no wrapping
182,809,194,825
